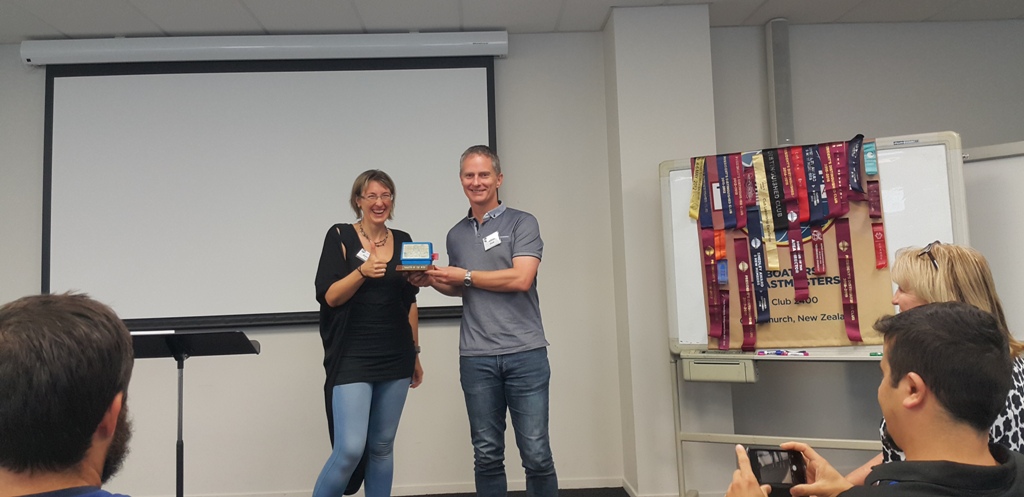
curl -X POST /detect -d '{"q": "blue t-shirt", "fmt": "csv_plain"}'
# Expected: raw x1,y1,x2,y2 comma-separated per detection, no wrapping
447,204,548,356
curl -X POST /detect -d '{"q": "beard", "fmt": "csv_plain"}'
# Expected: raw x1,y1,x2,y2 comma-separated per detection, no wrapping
101,400,133,483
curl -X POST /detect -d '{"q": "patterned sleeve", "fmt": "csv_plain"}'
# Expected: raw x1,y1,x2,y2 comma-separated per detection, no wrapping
989,355,1024,452
879,417,905,463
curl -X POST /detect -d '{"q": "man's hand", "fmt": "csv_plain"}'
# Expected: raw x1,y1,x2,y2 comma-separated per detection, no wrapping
726,445,771,497
782,442,853,497
406,272,434,287
424,266,467,287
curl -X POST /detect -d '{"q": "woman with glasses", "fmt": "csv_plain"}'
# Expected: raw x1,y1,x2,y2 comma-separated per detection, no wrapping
846,241,1024,484
313,169,422,497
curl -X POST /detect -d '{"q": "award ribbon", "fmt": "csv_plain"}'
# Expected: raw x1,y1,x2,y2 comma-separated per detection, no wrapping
701,228,722,338
835,219,862,342
743,156,758,208
735,237,757,351
864,141,878,176
787,146,810,223
698,157,714,229
751,152,781,270
718,290,731,350
821,142,850,218
847,134,865,194
706,154,724,230
717,155,739,229
802,145,829,225
762,148,788,230
715,229,729,285
865,173,887,269
689,156,706,220
872,222,888,269
811,226,826,275
746,207,772,323
867,180,882,219
729,153,747,229
779,150,809,301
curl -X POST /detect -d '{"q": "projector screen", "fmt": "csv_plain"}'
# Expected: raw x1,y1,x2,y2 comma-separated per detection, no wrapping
43,57,495,329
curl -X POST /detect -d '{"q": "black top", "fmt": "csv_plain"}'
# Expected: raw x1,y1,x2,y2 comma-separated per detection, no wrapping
842,444,1024,497
315,223,418,386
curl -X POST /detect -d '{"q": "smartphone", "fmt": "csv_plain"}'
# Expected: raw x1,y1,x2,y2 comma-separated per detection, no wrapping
746,447,806,497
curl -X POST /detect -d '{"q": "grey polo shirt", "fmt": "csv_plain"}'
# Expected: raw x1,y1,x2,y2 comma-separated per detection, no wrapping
447,203,548,356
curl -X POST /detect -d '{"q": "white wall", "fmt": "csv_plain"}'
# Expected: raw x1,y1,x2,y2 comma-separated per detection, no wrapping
712,20,1024,152
3,14,1024,497
604,6,716,497
0,33,622,497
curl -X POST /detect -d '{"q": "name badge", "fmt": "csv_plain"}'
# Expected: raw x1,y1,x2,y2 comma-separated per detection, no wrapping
483,231,501,251
356,249,371,261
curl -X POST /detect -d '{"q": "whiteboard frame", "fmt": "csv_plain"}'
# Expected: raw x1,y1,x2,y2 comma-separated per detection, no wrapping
660,131,967,359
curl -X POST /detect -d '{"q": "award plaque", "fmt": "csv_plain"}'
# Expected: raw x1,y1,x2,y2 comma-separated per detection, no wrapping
397,242,435,271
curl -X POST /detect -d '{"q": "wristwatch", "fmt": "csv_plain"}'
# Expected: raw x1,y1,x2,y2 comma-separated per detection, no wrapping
463,270,473,287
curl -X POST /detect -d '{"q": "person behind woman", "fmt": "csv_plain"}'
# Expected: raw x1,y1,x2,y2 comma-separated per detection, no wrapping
846,241,1024,484
313,169,423,497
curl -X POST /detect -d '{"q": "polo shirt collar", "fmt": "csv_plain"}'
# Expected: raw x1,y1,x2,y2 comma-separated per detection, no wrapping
467,202,506,226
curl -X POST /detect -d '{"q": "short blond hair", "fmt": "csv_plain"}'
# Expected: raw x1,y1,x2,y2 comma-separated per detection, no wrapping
348,169,396,220
891,242,1022,356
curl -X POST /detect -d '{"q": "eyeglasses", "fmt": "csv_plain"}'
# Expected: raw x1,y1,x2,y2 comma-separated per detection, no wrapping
918,240,940,270
360,193,393,202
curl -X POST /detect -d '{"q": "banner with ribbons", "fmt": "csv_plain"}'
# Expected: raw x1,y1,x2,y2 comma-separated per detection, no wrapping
689,134,893,349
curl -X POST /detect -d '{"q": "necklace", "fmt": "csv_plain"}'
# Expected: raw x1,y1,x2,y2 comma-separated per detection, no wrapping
357,221,389,247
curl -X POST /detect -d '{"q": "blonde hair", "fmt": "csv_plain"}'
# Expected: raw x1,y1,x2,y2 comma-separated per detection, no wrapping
891,242,1022,356
349,169,396,220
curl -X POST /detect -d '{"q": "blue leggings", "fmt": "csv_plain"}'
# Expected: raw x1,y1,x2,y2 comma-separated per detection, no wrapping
313,378,410,497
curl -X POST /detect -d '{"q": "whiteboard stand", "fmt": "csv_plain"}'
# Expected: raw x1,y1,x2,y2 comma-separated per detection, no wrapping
662,132,967,497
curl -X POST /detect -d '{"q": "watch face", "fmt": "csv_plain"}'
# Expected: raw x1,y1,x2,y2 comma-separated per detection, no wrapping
464,272,472,286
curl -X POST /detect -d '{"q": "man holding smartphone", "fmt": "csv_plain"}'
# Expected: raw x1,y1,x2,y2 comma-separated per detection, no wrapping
727,302,1024,497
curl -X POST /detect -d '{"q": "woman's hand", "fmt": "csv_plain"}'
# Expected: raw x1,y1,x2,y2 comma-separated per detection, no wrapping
360,243,387,279
411,356,424,388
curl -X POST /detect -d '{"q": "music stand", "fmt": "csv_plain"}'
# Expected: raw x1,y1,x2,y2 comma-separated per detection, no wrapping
132,330,260,497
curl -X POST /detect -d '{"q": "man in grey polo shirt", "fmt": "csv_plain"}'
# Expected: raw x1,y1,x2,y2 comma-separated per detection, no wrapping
411,145,557,497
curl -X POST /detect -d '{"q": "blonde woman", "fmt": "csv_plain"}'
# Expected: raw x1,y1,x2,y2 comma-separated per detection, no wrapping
847,241,1024,484
313,169,422,497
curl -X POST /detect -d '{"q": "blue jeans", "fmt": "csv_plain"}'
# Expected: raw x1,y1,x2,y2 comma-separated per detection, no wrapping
460,347,558,497
312,379,410,497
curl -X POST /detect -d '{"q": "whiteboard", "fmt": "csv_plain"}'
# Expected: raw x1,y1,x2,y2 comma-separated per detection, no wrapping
44,58,494,328
964,141,1024,339
660,131,967,354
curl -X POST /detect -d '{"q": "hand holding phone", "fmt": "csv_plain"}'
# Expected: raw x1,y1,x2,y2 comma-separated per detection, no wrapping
746,447,807,497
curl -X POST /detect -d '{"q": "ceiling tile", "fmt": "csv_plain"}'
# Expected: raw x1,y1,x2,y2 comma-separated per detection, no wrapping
929,0,1024,22
743,0,865,25
837,0,960,23
0,2,66,43
354,0,461,33
558,0,658,32
12,0,164,38
708,0,766,27
2,0,1024,43
242,0,365,34
462,0,563,33
130,0,264,36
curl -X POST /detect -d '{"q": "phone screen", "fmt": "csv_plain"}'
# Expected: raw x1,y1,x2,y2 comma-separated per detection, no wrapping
747,447,807,486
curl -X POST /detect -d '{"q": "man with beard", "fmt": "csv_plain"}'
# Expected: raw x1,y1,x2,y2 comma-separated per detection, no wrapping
0,293,135,497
